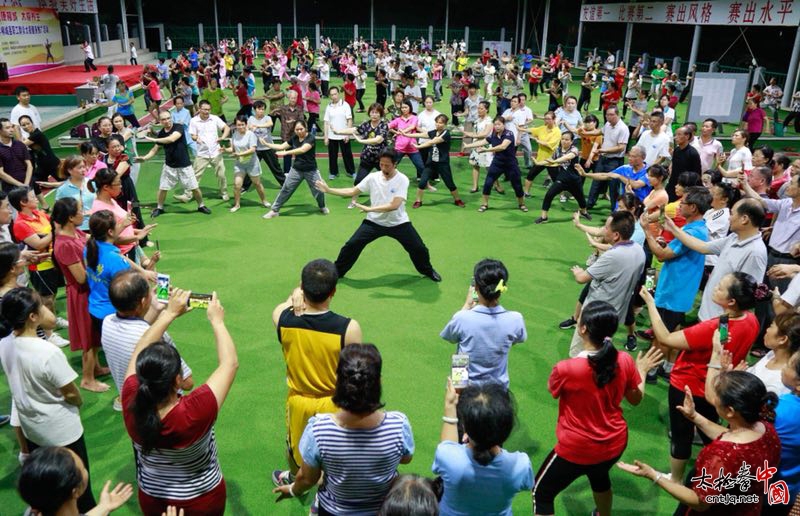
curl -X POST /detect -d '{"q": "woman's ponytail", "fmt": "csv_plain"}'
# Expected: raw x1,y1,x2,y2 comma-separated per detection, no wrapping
588,336,619,388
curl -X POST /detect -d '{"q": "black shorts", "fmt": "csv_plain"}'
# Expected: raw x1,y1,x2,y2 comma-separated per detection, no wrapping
29,267,62,297
91,314,104,339
658,306,685,332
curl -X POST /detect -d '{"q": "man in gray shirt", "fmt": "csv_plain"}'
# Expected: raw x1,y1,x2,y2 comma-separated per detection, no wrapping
665,199,768,321
568,211,645,356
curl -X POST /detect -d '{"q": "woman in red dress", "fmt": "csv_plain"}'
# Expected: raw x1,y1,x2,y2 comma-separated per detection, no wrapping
52,196,109,392
619,370,781,515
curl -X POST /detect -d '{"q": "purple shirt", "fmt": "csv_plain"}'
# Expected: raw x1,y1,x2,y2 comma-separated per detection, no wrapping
0,139,31,191
763,198,800,254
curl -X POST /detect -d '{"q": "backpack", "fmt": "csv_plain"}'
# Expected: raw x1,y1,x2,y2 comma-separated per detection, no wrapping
70,123,91,139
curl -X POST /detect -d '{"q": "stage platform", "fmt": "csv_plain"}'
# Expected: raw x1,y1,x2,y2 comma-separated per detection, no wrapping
0,65,144,96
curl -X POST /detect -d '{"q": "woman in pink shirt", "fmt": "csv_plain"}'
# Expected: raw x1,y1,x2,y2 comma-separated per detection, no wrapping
432,60,444,102
387,100,426,183
742,98,767,148
305,82,322,132
80,142,107,181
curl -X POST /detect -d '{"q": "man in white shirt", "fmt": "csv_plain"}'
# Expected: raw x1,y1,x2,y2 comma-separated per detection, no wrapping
763,78,784,123
415,62,429,99
176,99,231,202
82,41,97,72
165,36,173,59
697,118,724,173
323,87,355,180
99,66,120,117
403,75,422,113
635,110,671,167
103,270,193,411
315,149,441,282
9,86,41,141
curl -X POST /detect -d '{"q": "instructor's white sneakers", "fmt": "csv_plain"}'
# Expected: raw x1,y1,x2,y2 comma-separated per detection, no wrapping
263,210,279,219
320,207,330,215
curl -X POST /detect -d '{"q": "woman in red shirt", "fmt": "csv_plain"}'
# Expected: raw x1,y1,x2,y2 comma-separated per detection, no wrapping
122,289,237,515
601,82,621,116
232,76,253,118
52,197,107,393
742,99,767,149
640,272,766,484
343,73,357,109
533,301,663,516
619,371,780,516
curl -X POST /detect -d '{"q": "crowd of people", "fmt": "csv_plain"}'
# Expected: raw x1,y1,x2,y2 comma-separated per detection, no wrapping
0,31,799,516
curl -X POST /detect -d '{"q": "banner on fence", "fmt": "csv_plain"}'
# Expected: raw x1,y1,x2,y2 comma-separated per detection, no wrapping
482,40,512,57
0,6,63,76
0,0,97,14
580,1,800,26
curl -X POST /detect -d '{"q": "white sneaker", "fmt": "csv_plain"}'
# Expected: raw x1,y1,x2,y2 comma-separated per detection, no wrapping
263,201,272,208
47,333,70,348
56,317,69,329
559,194,567,203
173,193,191,203
347,201,356,209
320,207,330,215
263,210,279,219
221,192,230,201
113,396,123,412
229,205,240,213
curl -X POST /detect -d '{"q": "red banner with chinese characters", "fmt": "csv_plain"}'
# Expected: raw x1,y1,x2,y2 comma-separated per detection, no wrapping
580,1,800,26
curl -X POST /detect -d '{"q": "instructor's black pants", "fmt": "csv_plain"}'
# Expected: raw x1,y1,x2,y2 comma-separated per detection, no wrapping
335,220,434,278
328,139,355,177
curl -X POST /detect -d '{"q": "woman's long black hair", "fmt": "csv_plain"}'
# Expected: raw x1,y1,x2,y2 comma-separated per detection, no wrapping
580,301,620,388
85,210,116,272
131,342,183,453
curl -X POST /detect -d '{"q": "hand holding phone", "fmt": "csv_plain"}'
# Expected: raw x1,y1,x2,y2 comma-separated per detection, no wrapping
451,354,469,390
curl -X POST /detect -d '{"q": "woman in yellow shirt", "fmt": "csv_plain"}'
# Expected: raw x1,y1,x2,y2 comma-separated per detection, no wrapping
520,111,562,196
455,51,469,72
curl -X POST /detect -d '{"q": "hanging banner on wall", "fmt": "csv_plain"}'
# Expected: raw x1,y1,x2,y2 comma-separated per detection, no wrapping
0,0,97,15
0,6,63,76
580,1,800,26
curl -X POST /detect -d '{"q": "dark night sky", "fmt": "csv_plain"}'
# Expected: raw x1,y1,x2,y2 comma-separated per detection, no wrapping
74,0,792,73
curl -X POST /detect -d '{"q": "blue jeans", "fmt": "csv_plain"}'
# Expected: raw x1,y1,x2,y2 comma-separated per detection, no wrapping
587,156,624,208
396,151,425,179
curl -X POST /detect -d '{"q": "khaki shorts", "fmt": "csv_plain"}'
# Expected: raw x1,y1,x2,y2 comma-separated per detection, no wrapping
160,165,198,191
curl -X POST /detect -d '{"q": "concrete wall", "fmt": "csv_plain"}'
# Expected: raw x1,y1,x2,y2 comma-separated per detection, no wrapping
63,38,144,64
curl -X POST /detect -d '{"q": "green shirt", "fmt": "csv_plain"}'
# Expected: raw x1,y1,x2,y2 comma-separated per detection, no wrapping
200,88,225,116
651,68,667,81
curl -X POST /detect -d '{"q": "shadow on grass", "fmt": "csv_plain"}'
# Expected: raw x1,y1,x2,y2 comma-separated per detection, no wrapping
340,274,442,303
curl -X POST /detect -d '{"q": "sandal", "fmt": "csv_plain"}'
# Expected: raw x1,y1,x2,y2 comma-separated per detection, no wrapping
478,205,488,213
518,204,529,213
470,188,479,193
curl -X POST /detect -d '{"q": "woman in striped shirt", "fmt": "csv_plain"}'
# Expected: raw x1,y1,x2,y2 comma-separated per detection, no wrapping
273,343,415,515
121,289,237,515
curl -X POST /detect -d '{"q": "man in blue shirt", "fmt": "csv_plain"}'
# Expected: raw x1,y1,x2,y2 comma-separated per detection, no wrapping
642,186,711,380
188,48,199,71
170,96,196,156
523,48,533,72
579,145,650,208
243,68,256,97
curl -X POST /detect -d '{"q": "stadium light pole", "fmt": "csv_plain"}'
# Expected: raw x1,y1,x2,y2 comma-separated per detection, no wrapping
293,0,297,39
370,0,374,44
540,0,550,58
520,0,527,49
784,27,800,109
514,0,520,49
119,0,129,52
214,0,219,45
444,0,449,45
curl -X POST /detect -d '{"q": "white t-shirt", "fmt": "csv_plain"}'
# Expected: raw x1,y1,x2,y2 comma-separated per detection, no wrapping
189,114,226,158
319,63,331,81
554,107,582,136
782,274,800,308
355,71,367,89
324,100,353,141
84,44,94,60
10,104,41,139
703,207,730,266
727,146,753,172
636,129,672,166
100,73,119,99
417,109,440,143
748,351,790,396
130,46,138,59
511,108,532,147
404,85,422,113
165,38,172,50
415,68,428,88
356,171,409,227
0,335,82,446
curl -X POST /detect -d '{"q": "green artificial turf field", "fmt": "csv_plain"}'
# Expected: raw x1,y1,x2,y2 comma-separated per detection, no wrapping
0,67,771,515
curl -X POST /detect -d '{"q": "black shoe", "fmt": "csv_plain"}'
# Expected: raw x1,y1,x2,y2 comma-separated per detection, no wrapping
197,206,212,215
151,208,165,218
579,211,592,221
534,216,548,224
559,317,577,330
646,368,658,384
428,270,442,282
636,329,655,341
625,335,638,352
542,179,552,188
657,365,671,381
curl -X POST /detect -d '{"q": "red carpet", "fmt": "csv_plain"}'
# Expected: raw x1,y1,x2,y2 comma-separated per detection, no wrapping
0,65,144,95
